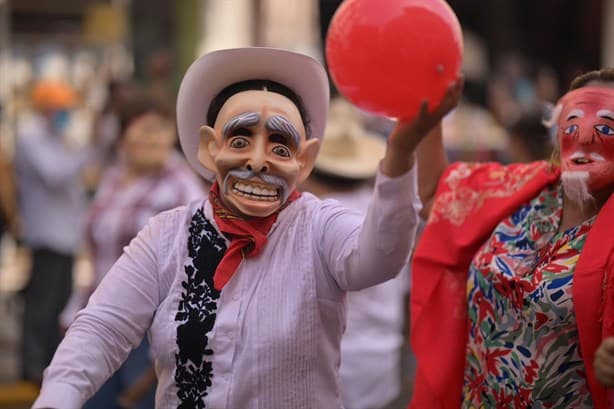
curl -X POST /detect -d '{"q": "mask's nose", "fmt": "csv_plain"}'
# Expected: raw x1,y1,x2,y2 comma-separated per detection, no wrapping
577,126,597,145
245,142,269,173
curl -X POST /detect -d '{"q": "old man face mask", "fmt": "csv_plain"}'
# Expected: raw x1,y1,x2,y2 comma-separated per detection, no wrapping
198,89,319,218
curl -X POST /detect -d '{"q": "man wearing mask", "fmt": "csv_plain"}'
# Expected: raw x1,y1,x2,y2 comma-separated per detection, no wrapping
32,47,459,408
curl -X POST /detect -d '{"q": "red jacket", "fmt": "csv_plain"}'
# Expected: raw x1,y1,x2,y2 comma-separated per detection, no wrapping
409,160,614,409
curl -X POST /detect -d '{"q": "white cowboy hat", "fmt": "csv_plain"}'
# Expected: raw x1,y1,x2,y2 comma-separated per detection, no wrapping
176,47,330,180
314,98,386,180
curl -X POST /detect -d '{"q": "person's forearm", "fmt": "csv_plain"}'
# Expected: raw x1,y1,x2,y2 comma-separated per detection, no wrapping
380,143,416,177
416,122,448,219
377,77,462,218
323,166,421,291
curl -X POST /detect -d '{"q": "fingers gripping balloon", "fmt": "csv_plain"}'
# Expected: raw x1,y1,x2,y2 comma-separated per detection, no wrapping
326,0,463,120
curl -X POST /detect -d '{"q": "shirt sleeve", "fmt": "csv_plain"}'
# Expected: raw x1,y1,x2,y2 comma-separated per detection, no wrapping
32,213,167,409
317,163,421,292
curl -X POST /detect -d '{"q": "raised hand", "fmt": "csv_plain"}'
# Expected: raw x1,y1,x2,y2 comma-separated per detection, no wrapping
380,77,463,177
387,77,464,154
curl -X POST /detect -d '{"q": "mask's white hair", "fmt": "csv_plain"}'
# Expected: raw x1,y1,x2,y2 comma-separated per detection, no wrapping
561,170,595,211
541,102,563,144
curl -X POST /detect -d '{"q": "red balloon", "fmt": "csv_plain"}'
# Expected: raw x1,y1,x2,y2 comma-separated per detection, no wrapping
326,0,463,119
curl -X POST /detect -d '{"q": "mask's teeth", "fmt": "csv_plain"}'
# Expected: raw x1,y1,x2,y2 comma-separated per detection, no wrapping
232,180,279,201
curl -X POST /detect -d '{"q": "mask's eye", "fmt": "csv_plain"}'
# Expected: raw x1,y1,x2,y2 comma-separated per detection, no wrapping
595,124,614,136
229,137,249,149
272,145,290,158
563,124,578,134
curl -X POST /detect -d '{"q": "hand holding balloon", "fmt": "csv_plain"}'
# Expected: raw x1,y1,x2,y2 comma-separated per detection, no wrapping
389,78,463,153
380,78,463,177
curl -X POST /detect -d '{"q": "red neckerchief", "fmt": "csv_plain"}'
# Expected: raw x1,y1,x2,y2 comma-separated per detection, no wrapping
209,181,300,291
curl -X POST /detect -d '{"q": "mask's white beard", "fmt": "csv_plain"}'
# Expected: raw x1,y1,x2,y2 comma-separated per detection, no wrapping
561,170,595,210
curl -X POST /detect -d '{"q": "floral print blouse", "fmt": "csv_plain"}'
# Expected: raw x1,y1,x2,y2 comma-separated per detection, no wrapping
462,182,595,408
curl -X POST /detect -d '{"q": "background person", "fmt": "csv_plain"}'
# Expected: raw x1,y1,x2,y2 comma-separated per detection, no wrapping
14,80,96,384
61,92,205,409
31,47,454,409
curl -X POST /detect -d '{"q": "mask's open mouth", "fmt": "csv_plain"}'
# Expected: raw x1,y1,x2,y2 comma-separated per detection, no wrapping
572,157,593,165
231,180,280,202
569,151,605,165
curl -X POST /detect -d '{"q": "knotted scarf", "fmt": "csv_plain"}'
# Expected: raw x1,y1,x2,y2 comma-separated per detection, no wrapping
209,181,300,290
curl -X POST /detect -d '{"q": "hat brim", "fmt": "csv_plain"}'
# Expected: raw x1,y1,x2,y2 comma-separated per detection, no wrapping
314,132,386,180
177,47,330,181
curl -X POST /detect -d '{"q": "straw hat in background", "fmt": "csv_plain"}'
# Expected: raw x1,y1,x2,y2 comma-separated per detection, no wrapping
314,98,386,180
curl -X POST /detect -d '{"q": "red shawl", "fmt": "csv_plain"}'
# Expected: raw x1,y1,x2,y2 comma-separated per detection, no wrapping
409,160,614,409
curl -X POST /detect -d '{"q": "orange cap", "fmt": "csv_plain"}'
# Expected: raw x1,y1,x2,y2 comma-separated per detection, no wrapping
31,81,78,111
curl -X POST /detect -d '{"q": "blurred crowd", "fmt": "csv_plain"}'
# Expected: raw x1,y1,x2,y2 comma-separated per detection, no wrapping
0,45,209,408
0,3,585,409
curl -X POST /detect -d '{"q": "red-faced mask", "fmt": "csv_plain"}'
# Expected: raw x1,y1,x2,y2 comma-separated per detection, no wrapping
557,86,614,192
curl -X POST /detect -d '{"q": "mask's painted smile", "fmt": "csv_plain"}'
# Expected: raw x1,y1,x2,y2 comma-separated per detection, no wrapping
567,151,606,167
229,177,280,202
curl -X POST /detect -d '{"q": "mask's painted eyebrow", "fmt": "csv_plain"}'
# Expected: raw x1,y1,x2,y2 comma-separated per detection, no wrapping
222,112,260,138
566,108,584,120
597,109,614,120
265,115,301,147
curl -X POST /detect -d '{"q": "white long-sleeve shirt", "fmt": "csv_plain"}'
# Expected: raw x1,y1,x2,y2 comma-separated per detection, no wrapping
33,166,420,409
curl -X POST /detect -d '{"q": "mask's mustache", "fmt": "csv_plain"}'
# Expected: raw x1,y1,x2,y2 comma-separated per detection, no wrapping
223,169,290,203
